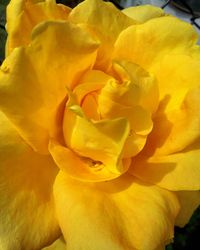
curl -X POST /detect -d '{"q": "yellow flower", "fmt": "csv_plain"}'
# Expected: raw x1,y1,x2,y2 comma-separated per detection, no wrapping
0,0,200,249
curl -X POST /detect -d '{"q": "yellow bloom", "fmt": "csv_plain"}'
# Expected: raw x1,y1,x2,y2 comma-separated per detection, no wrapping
0,0,200,249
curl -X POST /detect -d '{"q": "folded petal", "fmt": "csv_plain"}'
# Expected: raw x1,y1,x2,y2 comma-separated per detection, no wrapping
42,237,66,250
63,100,130,174
0,111,60,250
6,0,71,54
0,21,99,153
175,191,200,227
114,16,198,71
69,0,136,69
53,171,179,250
129,139,200,191
49,140,131,182
122,5,165,23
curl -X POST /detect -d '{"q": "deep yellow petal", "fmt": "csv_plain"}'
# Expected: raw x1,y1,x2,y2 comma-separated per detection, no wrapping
74,69,113,104
0,21,99,153
122,5,165,23
53,171,179,250
43,237,66,250
49,140,130,182
73,69,113,120
175,191,200,227
6,0,71,54
69,0,136,69
0,111,60,250
130,139,200,191
63,99,130,174
148,86,200,156
111,60,159,114
114,16,198,70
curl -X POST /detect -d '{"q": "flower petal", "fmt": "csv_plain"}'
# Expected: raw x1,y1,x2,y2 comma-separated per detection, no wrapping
148,86,200,156
130,139,200,191
145,54,200,155
49,140,130,182
0,111,60,250
63,100,130,174
42,237,66,250
0,21,99,153
114,16,198,70
53,171,179,250
175,191,200,227
122,5,165,23
69,0,136,69
6,0,71,54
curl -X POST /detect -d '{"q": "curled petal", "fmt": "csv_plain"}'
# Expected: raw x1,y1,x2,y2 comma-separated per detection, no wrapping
63,101,130,174
49,140,131,182
6,0,71,54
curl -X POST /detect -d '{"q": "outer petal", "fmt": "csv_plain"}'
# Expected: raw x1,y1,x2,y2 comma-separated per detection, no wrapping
145,54,200,155
122,5,165,23
175,191,200,227
69,0,136,69
0,21,99,153
129,139,200,191
53,171,179,250
6,0,71,54
0,111,60,250
114,16,198,71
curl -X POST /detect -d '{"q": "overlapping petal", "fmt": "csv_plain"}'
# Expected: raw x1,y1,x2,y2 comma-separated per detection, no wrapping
53,171,179,250
122,5,165,23
69,0,137,69
63,96,130,175
129,139,200,191
0,111,60,250
49,140,131,182
114,16,198,70
146,53,200,155
0,21,99,153
6,0,71,54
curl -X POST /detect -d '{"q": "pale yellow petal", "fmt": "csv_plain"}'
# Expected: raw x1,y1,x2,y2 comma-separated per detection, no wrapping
122,5,165,23
0,21,99,153
0,111,60,250
114,16,198,70
6,0,71,54
129,139,200,191
53,171,179,250
69,0,136,69
175,191,200,227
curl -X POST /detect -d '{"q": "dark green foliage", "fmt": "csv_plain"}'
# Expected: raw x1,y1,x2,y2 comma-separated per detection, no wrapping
166,206,200,250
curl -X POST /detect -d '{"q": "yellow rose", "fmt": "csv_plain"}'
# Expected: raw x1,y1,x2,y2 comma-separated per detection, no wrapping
0,0,200,249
